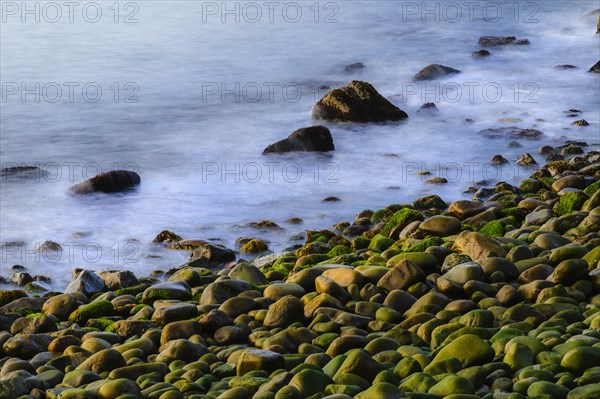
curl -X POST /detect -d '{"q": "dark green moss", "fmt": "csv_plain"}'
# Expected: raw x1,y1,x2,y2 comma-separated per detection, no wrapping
327,245,353,257
584,180,600,196
479,220,505,237
306,230,336,244
129,304,148,316
380,208,423,237
0,290,27,307
536,178,553,190
273,256,297,267
461,224,474,232
270,263,294,277
328,236,351,248
403,236,444,252
324,253,360,265
68,300,114,325
519,179,540,194
295,242,330,257
368,234,395,252
554,192,588,216
371,209,393,224
500,207,528,221
306,233,329,244
114,283,151,297
352,236,371,250
351,260,369,267
240,239,269,254
86,318,115,330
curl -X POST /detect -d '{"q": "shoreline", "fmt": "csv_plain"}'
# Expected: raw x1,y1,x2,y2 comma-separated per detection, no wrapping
1,145,599,399
2,130,598,292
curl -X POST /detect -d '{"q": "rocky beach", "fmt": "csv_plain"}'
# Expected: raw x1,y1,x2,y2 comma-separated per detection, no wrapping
2,2,600,399
1,142,600,399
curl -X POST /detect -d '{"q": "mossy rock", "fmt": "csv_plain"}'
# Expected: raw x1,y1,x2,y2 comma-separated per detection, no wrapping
228,376,269,395
86,318,115,331
479,220,505,237
583,180,600,196
97,378,142,399
288,369,333,398
430,334,494,369
386,252,438,272
527,381,569,399
428,375,475,396
554,191,588,216
372,209,394,224
504,341,534,371
327,245,353,257
141,281,192,304
228,263,268,286
380,208,424,237
240,239,269,254
294,254,331,269
114,283,150,297
352,236,371,250
414,194,448,210
567,384,600,399
153,230,182,244
399,372,436,393
295,242,330,257
560,346,600,375
333,349,383,383
582,245,600,269
0,290,27,307
368,235,395,252
354,382,405,399
324,384,362,397
69,300,114,325
402,236,444,253
393,358,422,380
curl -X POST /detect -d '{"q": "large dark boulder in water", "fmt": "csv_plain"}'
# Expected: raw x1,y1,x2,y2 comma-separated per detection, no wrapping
312,80,408,123
263,126,334,154
589,61,600,73
70,170,140,194
414,64,461,81
478,36,529,46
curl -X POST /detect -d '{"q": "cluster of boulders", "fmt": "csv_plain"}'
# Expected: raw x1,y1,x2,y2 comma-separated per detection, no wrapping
1,146,599,399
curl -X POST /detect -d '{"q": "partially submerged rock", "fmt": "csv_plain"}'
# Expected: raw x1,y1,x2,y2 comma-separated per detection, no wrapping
478,126,543,140
344,62,366,73
70,170,140,194
419,102,438,111
263,126,334,154
491,154,508,165
516,152,538,166
312,80,408,122
478,36,530,46
472,49,491,57
555,64,578,70
65,269,106,297
414,64,461,81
